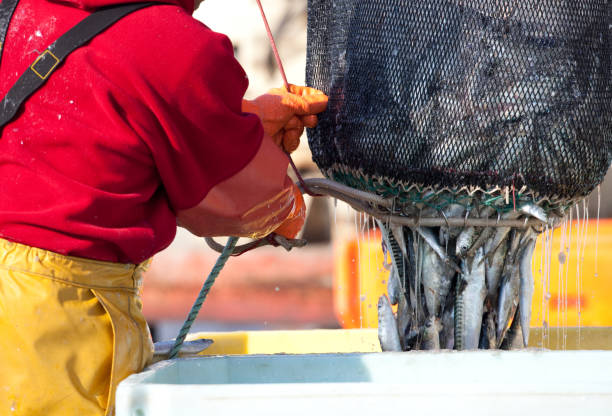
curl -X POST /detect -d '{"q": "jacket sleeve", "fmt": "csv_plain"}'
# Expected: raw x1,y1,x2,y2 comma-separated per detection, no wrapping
141,25,266,212
176,133,296,239
137,24,296,238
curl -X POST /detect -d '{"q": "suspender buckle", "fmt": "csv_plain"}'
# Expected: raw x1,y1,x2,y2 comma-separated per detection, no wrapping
30,49,60,80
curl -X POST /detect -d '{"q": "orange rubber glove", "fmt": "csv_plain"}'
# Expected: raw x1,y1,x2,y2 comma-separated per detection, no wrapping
272,183,306,239
242,84,328,153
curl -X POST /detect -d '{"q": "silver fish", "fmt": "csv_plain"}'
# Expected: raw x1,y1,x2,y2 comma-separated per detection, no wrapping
466,227,494,259
152,339,213,363
390,223,408,259
457,207,495,258
422,317,442,350
485,236,508,299
396,293,412,350
458,248,487,349
440,306,454,350
456,226,478,258
501,307,524,350
377,295,402,352
377,219,402,306
387,266,401,305
519,236,537,346
496,232,523,345
483,211,520,261
519,203,548,224
416,226,461,274
439,203,466,247
422,243,454,317
483,309,497,349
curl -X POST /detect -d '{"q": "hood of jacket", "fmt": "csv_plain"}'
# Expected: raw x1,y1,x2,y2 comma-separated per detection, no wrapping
49,0,194,15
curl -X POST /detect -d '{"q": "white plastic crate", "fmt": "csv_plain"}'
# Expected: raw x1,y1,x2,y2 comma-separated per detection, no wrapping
116,351,612,416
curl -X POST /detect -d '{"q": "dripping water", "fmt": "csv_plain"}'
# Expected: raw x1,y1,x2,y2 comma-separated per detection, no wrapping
595,185,600,278
556,218,567,349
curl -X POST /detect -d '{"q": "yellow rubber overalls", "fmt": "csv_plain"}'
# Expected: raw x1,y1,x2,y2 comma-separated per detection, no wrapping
0,238,153,415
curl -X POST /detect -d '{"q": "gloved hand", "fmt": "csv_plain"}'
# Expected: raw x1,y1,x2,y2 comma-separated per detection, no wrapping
272,183,306,239
242,84,328,153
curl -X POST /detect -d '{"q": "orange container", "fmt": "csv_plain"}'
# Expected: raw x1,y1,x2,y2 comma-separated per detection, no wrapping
333,219,612,329
333,229,387,328
531,219,612,327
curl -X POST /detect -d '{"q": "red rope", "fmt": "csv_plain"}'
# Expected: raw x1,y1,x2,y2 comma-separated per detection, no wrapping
255,0,322,197
255,0,290,90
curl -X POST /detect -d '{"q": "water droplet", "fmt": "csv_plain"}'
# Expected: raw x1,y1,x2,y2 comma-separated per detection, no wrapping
558,252,566,264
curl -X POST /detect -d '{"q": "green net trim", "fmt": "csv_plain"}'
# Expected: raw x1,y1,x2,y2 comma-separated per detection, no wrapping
326,164,576,216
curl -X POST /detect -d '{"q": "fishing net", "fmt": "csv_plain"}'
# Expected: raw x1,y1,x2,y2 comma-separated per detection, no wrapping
306,0,612,210
306,0,612,351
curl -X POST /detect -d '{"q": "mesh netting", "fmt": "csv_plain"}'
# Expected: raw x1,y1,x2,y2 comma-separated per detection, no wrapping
306,0,612,203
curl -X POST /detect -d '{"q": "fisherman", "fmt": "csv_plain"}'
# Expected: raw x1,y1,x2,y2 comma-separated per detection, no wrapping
0,0,328,414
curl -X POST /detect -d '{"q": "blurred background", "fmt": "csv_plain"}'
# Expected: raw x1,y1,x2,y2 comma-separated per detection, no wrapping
142,0,612,342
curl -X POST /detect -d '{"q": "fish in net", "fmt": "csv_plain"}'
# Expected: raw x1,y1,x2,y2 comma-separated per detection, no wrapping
306,0,612,350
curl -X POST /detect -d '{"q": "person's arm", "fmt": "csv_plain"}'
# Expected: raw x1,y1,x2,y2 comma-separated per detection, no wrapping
176,133,304,239
141,25,323,240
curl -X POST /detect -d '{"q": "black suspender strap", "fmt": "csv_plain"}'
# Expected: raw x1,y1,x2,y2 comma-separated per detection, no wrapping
0,2,155,130
0,0,19,65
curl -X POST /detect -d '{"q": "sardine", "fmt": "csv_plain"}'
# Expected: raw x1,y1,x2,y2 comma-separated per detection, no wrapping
496,232,523,345
466,227,494,259
377,219,404,306
458,248,487,349
456,207,493,259
484,211,520,261
422,242,454,317
396,293,412,350
519,203,548,224
421,317,442,350
483,308,497,349
439,203,466,247
501,307,524,350
152,339,213,363
416,226,461,273
519,236,537,346
485,235,508,299
387,266,401,305
456,226,478,258
390,223,408,259
440,305,455,350
377,295,402,352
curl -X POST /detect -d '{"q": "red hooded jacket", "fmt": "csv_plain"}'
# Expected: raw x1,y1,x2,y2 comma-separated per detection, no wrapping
0,0,293,263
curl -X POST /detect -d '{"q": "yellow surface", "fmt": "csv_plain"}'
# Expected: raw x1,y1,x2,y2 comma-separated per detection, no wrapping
531,219,612,327
334,230,388,329
189,327,612,354
334,219,612,330
189,329,382,355
529,327,612,350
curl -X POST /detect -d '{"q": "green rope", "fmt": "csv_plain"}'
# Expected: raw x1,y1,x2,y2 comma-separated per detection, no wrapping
328,169,572,214
168,236,238,359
